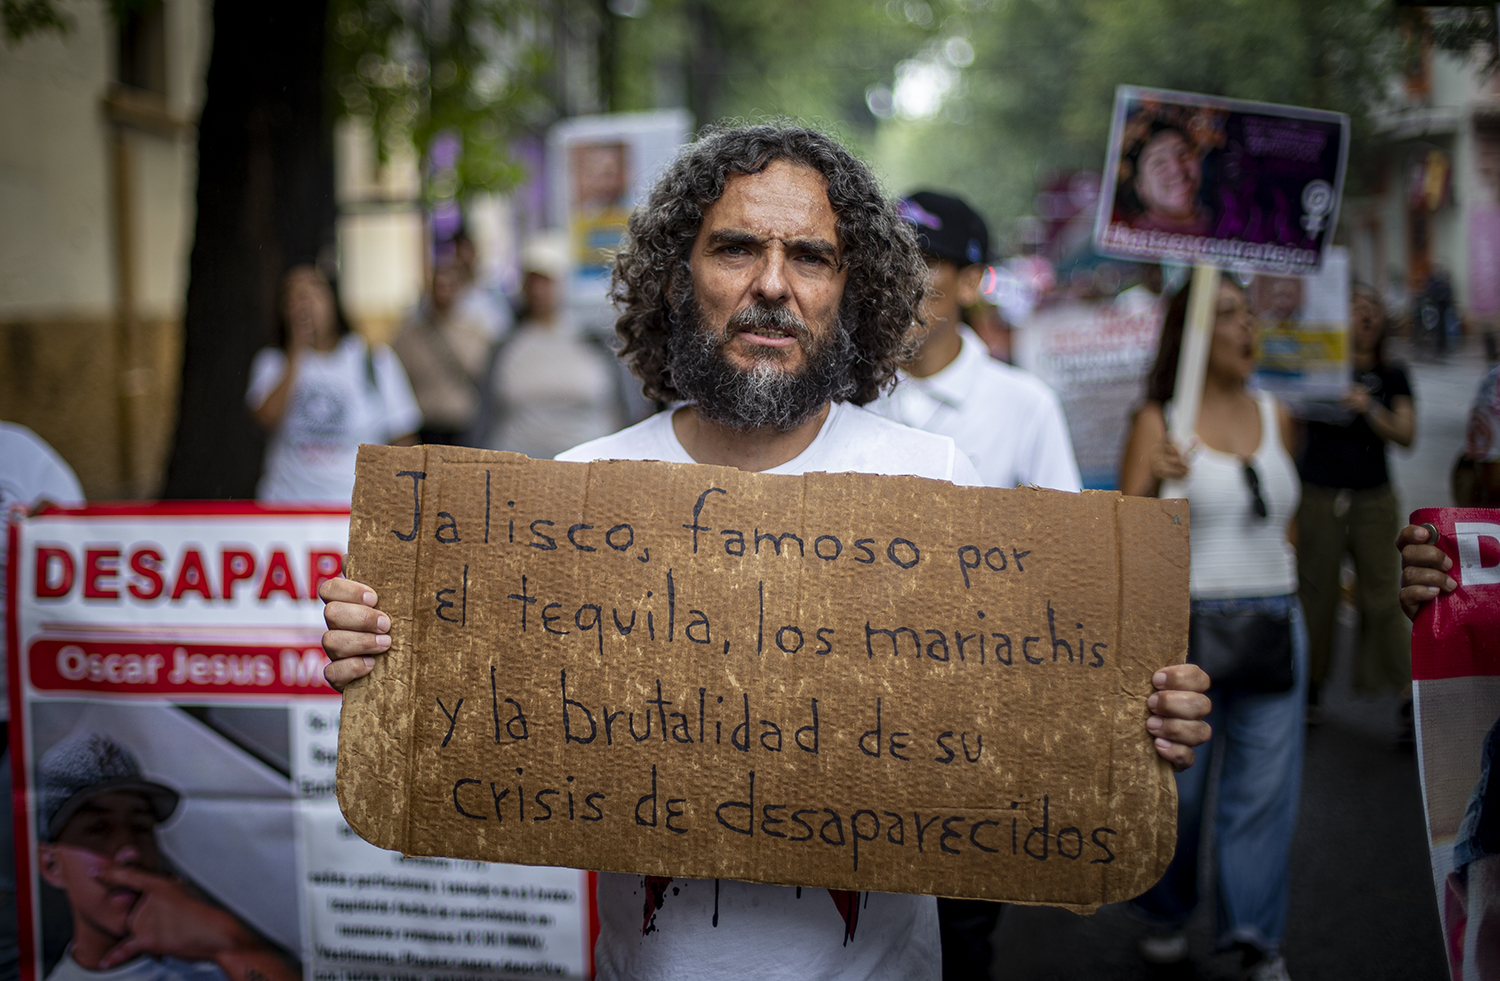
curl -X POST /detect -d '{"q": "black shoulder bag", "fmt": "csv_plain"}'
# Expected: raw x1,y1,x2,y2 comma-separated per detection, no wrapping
1188,607,1294,693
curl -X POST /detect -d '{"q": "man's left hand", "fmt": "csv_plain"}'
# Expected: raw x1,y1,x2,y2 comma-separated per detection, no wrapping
1148,664,1211,771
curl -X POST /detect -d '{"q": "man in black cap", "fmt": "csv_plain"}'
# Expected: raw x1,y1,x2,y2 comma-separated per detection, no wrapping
875,191,1081,494
35,733,295,981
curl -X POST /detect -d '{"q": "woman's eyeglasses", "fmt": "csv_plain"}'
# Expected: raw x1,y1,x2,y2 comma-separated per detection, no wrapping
1242,461,1268,519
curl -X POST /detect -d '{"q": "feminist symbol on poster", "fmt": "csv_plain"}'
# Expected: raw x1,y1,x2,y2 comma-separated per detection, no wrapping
1094,86,1349,274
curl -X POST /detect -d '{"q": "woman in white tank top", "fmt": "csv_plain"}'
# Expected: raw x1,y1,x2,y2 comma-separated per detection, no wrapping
1119,278,1306,981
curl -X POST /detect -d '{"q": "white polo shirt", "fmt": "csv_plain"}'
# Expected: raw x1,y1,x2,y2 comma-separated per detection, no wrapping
871,327,1082,492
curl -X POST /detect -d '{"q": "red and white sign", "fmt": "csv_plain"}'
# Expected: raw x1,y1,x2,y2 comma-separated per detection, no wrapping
1409,508,1500,981
8,504,595,981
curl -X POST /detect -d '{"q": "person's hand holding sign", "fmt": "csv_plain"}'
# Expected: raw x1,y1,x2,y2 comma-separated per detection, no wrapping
320,577,1211,769
1397,522,1457,622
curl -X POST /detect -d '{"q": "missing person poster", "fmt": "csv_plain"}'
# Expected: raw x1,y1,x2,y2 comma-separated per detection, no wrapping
1094,86,1349,274
1250,245,1351,413
546,110,691,318
1409,508,1500,981
7,504,595,981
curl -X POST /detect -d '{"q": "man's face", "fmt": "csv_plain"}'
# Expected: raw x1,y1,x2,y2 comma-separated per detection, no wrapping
39,792,162,940
1137,130,1200,219
914,255,982,344
669,159,854,431
687,159,848,377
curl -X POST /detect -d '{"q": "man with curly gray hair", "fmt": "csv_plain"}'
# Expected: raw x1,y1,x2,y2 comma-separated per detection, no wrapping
319,121,1213,980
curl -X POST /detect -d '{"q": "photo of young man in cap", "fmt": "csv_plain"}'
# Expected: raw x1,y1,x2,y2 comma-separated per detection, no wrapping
36,732,296,981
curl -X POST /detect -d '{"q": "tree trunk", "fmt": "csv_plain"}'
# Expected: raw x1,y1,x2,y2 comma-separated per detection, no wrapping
162,0,335,499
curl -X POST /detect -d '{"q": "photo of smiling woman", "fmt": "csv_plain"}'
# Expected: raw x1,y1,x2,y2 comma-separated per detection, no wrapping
1111,101,1227,238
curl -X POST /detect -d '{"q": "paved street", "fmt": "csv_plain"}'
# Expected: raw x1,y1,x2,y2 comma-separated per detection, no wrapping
987,338,1492,980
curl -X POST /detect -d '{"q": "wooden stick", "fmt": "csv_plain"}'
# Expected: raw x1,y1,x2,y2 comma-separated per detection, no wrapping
1160,263,1220,499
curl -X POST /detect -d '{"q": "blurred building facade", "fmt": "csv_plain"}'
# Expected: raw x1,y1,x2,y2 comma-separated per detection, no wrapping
0,0,208,499
1343,40,1500,324
0,4,591,499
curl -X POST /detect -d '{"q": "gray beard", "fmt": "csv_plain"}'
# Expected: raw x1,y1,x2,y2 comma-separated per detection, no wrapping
666,297,856,432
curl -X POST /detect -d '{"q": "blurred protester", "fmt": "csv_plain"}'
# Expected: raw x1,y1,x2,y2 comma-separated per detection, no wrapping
392,256,502,445
878,191,1082,493
1,422,83,980
1413,269,1458,359
1296,285,1414,727
450,228,514,342
1120,278,1304,981
37,733,296,981
989,218,1054,328
246,265,420,504
1115,262,1166,317
1453,355,1500,506
477,234,625,459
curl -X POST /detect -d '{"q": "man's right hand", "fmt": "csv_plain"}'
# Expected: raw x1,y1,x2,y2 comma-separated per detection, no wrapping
320,577,390,691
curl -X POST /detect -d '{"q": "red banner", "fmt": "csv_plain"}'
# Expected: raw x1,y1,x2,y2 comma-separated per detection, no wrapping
1409,507,1500,681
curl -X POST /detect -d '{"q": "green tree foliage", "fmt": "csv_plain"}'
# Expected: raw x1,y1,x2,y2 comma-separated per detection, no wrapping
876,0,1406,242
327,0,554,200
2,0,71,43
607,0,938,146
1427,7,1499,78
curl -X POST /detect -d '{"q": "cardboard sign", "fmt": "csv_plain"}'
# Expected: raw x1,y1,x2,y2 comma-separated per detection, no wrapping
1094,86,1349,274
336,445,1189,911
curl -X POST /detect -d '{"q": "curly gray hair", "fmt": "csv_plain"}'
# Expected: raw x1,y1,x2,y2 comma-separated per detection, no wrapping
610,122,928,406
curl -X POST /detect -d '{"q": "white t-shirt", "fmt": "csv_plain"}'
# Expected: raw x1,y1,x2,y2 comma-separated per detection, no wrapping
870,327,1082,491
557,400,978,981
1,423,85,722
559,399,981,486
246,335,421,504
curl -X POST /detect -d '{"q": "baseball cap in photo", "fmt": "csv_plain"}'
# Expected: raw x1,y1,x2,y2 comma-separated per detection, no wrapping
898,190,992,268
39,732,180,842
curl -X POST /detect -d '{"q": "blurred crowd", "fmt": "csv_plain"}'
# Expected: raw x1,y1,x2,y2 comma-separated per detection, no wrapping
6,173,1500,981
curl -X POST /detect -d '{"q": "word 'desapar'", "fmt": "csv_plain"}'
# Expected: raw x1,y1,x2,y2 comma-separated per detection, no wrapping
336,445,1188,911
